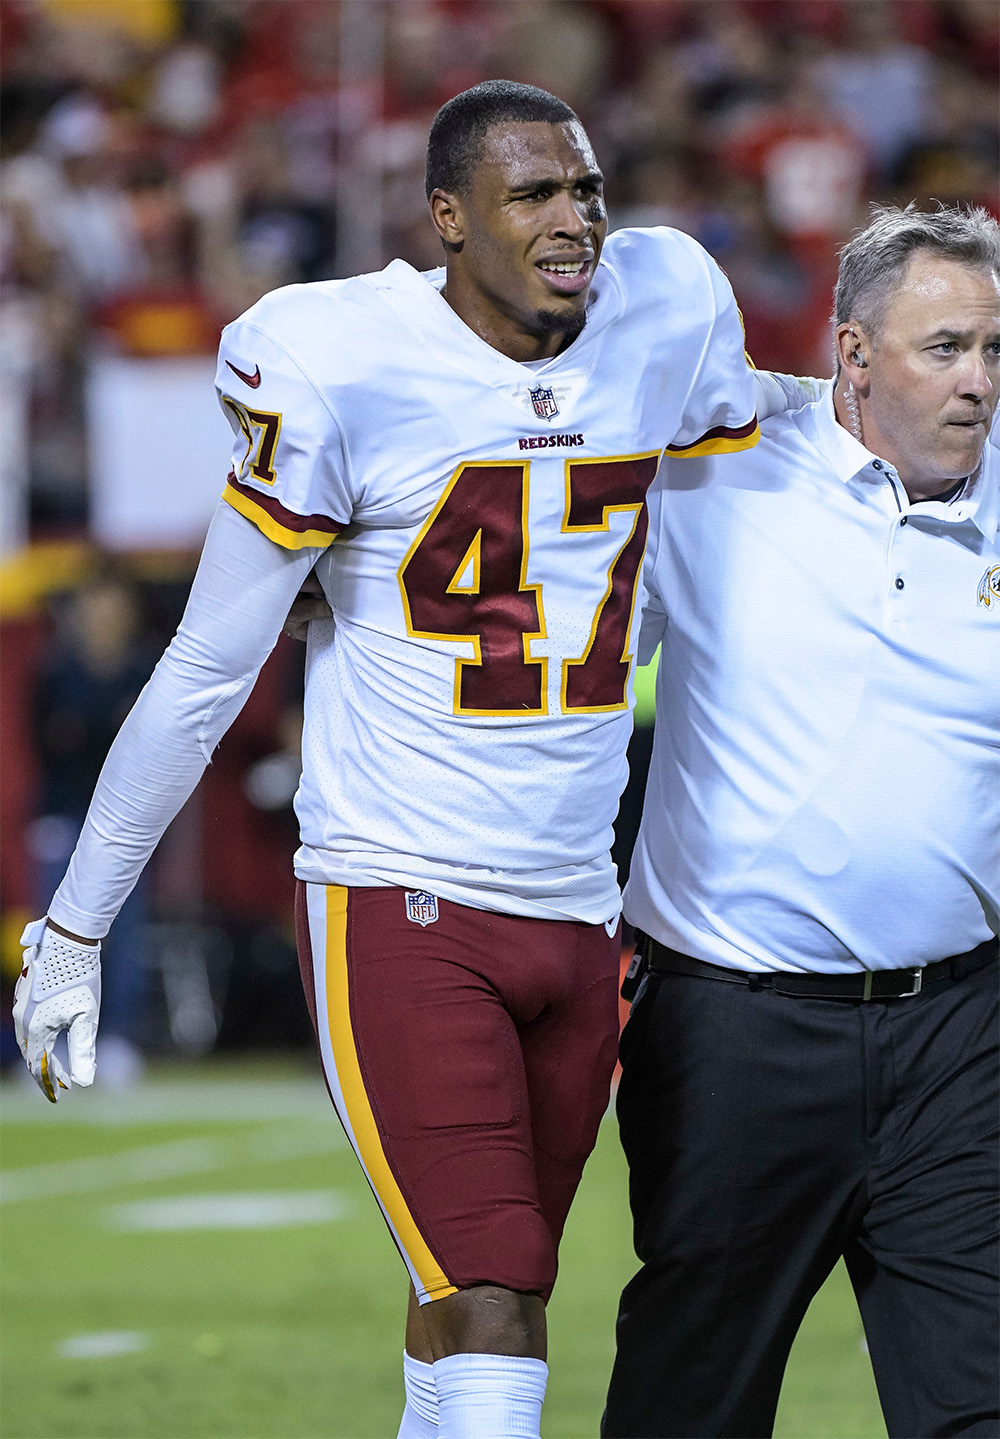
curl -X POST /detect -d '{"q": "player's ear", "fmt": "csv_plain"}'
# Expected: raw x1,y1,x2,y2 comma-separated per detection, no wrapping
429,189,465,253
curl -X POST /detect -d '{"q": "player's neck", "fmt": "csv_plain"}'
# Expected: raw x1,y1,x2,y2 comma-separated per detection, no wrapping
441,281,578,363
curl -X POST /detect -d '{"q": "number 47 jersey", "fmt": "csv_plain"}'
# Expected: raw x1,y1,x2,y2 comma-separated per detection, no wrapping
217,226,758,925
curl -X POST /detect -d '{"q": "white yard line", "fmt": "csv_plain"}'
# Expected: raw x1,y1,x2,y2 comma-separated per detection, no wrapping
57,1331,148,1359
105,1189,350,1231
0,1138,223,1203
0,1077,332,1125
1,1120,346,1203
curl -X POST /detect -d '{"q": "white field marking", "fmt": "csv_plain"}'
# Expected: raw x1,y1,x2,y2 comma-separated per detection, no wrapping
0,1138,222,1203
0,1077,330,1125
57,1331,148,1359
249,1123,346,1160
1,1117,344,1204
105,1189,349,1231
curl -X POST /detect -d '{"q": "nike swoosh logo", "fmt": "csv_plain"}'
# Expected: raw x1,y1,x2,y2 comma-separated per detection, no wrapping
226,360,261,388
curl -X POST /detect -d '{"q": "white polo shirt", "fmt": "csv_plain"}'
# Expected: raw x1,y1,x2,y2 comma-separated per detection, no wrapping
626,389,1000,973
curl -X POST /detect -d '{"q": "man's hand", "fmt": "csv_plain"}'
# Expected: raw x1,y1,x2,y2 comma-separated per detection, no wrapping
13,919,101,1103
283,573,332,641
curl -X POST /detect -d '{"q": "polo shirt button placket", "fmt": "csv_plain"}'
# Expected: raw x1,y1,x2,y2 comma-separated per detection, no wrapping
884,476,909,619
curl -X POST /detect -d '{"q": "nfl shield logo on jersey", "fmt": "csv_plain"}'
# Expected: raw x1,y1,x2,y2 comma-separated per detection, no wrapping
530,385,559,420
405,891,439,926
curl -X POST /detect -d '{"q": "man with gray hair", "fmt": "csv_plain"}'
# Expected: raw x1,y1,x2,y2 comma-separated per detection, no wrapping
604,203,1000,1438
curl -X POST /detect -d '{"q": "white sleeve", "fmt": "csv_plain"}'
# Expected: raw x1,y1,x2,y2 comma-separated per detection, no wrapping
47,501,322,939
665,253,759,459
217,313,353,550
753,370,832,419
637,484,668,663
637,590,668,666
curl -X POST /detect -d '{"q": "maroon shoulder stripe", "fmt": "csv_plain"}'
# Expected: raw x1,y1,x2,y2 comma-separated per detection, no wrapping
664,415,759,453
226,472,342,536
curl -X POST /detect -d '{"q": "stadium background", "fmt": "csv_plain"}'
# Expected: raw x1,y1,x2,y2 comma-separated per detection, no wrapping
0,2,996,1435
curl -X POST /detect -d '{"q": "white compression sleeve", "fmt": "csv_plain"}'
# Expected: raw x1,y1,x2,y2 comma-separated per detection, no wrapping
753,370,831,419
398,1351,439,1438
433,1354,547,1439
48,501,322,939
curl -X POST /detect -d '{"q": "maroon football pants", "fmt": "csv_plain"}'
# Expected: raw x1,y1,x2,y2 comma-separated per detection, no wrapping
296,881,620,1303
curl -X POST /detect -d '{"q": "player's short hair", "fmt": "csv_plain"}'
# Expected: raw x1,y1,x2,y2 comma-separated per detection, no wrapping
835,202,1000,341
425,80,579,199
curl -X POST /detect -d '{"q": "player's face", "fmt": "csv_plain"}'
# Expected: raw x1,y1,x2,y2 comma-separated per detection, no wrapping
857,256,1000,497
434,120,607,361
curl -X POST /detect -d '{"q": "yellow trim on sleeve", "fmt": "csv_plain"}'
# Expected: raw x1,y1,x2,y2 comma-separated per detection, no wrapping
323,886,458,1302
221,484,338,551
669,422,761,459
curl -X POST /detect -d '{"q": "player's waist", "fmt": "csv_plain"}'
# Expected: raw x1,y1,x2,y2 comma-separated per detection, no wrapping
294,845,621,926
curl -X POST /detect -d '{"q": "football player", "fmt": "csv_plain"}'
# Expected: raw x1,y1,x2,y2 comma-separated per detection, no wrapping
15,81,805,1438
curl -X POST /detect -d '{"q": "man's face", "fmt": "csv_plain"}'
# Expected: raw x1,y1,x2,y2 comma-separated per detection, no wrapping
861,254,1000,490
433,120,607,360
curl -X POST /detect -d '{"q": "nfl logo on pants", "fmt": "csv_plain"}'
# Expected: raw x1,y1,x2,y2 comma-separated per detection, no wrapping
405,891,439,926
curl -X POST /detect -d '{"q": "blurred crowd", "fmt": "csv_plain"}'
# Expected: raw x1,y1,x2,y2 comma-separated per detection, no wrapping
1,0,997,1071
2,0,997,533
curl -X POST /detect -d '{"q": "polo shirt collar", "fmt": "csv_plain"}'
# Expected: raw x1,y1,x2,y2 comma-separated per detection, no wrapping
809,384,874,486
808,386,998,541
959,436,999,540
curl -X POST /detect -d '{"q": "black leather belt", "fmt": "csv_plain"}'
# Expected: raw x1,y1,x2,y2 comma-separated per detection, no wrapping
645,936,998,1001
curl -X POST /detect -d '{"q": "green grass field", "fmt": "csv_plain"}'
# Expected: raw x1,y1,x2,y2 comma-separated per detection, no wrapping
1,1056,886,1439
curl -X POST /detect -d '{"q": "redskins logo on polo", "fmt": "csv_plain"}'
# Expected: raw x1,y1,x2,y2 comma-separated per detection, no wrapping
977,564,1000,608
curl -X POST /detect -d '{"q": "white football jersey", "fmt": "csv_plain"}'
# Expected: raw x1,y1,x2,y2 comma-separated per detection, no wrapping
216,228,758,923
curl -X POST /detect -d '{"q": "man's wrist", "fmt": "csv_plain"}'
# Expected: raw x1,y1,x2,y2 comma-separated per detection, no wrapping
46,919,100,947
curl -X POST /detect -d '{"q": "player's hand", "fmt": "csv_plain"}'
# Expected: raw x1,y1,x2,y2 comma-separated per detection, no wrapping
13,919,101,1103
283,574,332,641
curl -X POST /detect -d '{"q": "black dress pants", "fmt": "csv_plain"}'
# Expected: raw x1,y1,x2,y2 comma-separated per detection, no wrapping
602,956,999,1439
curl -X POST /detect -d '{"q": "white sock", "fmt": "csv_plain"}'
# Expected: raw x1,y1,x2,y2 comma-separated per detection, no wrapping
397,1350,439,1439
432,1353,548,1439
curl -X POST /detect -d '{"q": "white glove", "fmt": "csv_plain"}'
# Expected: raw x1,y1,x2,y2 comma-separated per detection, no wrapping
13,919,101,1103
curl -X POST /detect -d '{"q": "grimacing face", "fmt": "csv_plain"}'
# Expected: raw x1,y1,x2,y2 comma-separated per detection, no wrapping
854,254,1000,494
431,119,608,362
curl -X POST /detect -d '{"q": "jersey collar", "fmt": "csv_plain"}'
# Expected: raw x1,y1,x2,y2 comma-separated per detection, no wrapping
365,257,623,384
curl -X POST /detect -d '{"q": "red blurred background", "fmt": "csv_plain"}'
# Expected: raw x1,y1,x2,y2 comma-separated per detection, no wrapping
2,0,996,1065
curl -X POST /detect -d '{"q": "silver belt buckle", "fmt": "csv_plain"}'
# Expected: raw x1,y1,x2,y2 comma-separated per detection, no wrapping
862,968,923,999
